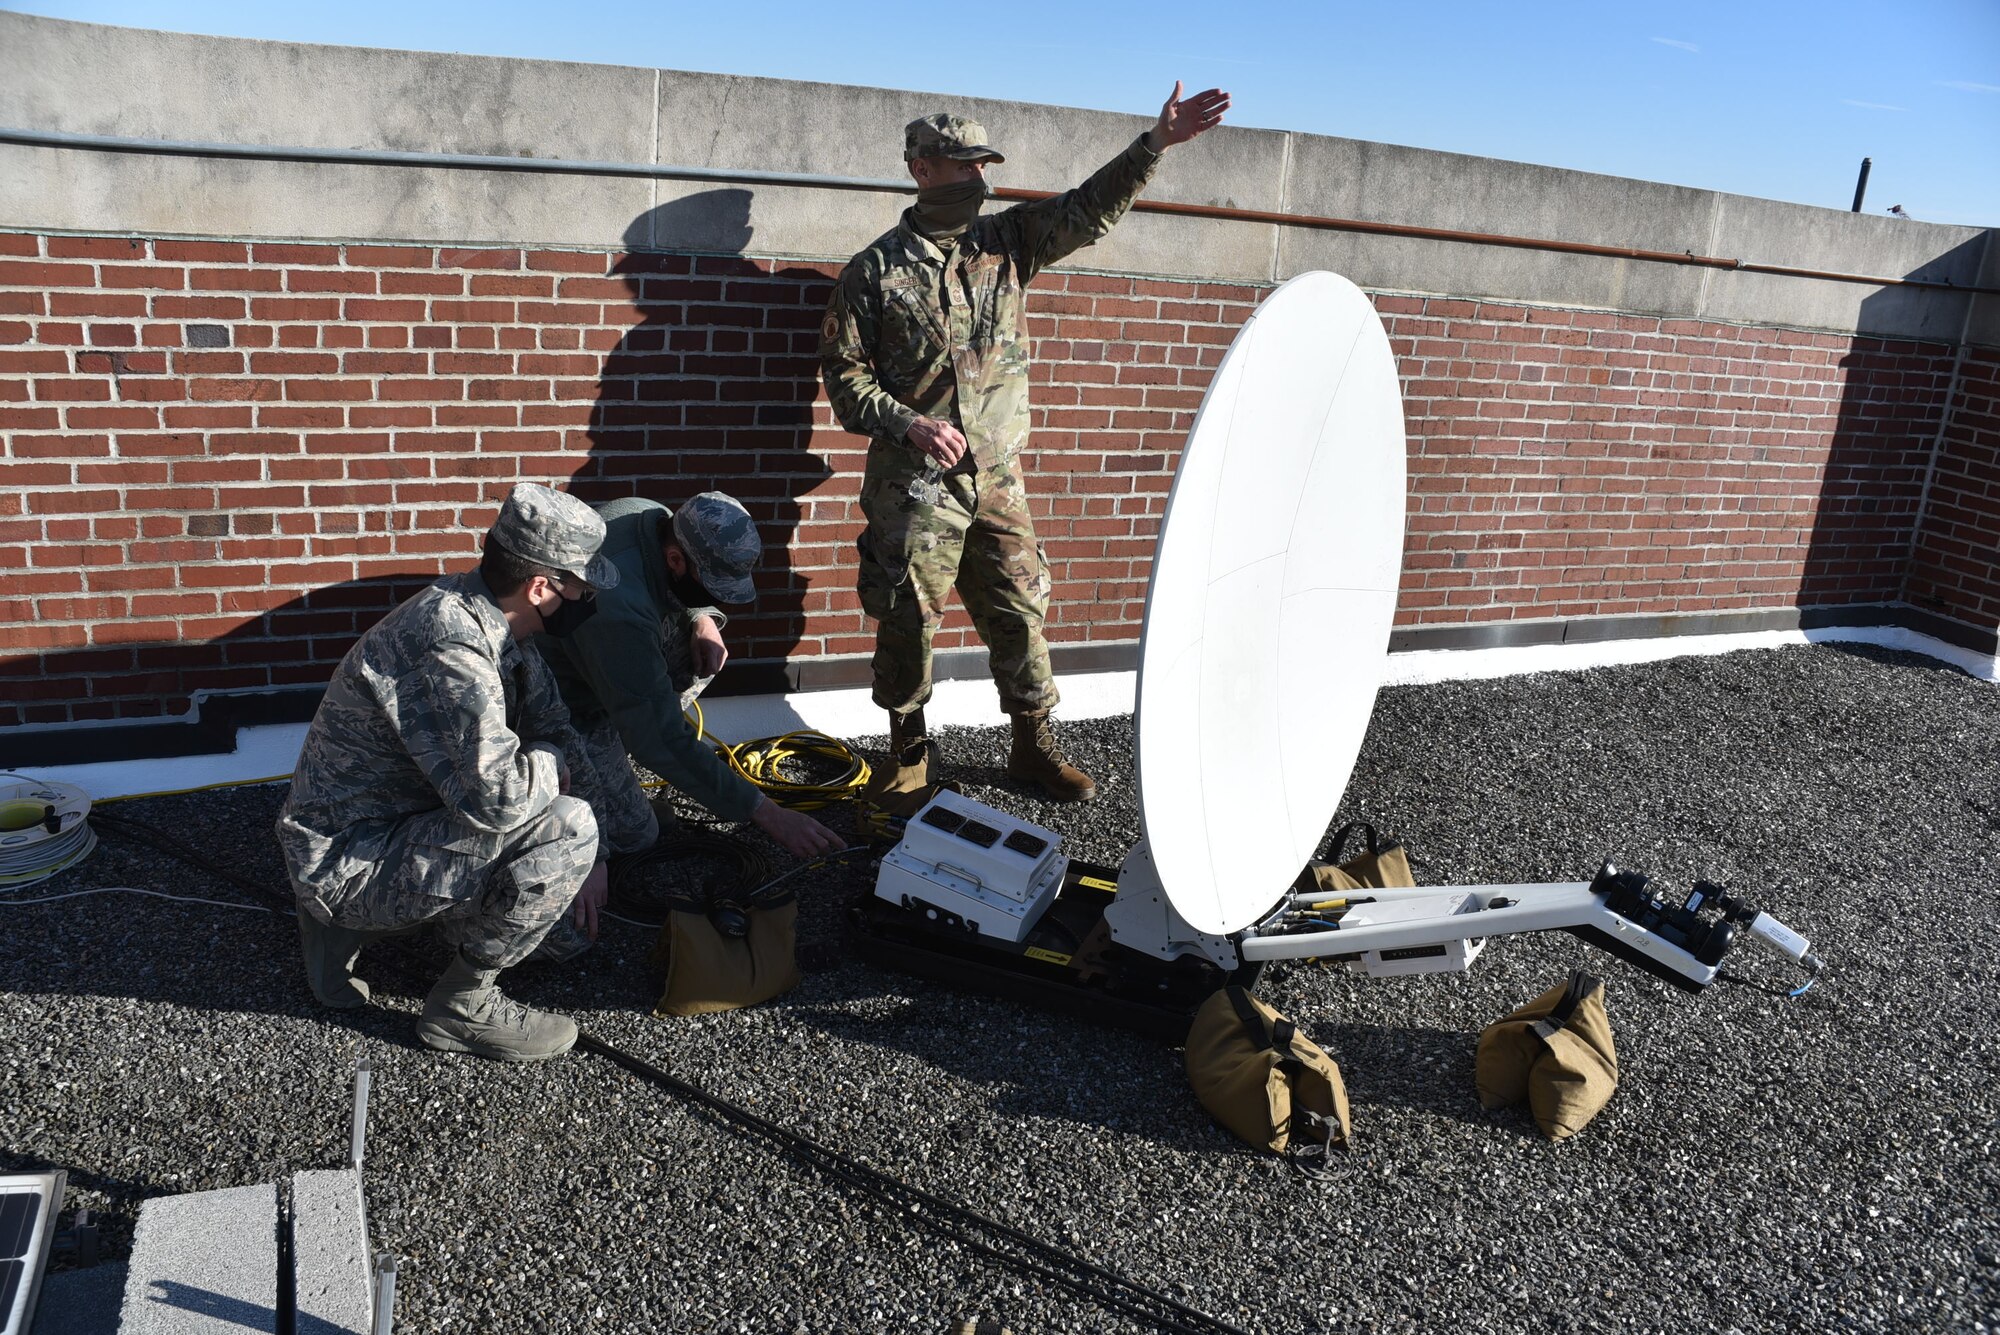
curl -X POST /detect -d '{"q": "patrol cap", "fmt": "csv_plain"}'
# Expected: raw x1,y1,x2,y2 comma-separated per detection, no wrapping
672,492,762,604
904,113,1005,164
487,482,620,591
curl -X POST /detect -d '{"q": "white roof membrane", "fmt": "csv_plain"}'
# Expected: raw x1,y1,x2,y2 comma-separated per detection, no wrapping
1134,271,1407,937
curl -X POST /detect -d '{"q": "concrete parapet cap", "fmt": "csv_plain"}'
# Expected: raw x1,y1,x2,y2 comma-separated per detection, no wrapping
0,10,1992,343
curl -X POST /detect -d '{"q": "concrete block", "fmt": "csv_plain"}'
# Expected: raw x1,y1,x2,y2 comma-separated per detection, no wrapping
638,178,905,268
0,143,652,250
655,70,916,184
1970,294,2000,351
0,12,656,160
2,11,1990,345
1968,233,2000,350
117,1184,277,1335
1698,191,1989,341
289,1170,371,1335
28,1261,125,1335
651,70,1286,281
0,11,656,246
1277,134,1710,313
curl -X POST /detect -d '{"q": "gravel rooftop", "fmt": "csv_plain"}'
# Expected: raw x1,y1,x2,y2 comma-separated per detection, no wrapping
3,641,1996,1334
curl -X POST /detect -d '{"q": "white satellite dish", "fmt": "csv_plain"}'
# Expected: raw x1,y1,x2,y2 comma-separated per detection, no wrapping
875,269,1818,1000
1130,271,1407,938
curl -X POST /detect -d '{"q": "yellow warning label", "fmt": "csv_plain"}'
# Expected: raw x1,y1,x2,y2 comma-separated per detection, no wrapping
1024,947,1073,966
1077,876,1117,892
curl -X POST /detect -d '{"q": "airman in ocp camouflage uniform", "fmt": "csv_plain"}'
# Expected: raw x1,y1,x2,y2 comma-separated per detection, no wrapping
820,83,1231,800
276,482,619,1063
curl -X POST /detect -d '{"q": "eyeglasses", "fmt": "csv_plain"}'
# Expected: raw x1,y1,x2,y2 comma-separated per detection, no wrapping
552,577,596,603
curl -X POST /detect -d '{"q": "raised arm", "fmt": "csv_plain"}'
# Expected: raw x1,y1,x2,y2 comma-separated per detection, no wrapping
1004,81,1231,280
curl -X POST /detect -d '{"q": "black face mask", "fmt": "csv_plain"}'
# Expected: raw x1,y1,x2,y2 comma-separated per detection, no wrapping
669,570,717,611
538,588,598,638
913,177,989,235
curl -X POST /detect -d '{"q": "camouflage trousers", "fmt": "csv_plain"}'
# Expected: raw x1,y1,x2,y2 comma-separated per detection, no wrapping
304,796,598,971
538,705,736,963
569,718,668,858
857,450,1059,716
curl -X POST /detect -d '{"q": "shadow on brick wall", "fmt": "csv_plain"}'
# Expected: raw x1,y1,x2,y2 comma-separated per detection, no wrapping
0,572,438,762
0,190,851,753
573,189,839,676
1802,233,1992,647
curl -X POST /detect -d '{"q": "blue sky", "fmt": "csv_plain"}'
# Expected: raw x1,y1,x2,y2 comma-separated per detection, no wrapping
11,0,2000,225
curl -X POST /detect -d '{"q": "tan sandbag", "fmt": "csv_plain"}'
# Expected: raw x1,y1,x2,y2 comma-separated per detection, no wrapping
1475,969,1619,1140
651,898,801,1017
1185,985,1351,1158
1296,821,1416,894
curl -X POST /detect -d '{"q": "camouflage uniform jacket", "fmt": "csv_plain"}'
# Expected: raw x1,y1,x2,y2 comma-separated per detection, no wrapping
820,135,1163,470
537,497,763,822
277,570,601,899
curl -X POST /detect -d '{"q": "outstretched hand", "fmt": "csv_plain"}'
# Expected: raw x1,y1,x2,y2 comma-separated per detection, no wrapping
1147,81,1231,151
751,797,845,860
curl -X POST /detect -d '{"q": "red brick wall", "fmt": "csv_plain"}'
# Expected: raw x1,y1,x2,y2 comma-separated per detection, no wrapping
1906,347,2000,632
0,231,1984,728
1387,299,1962,621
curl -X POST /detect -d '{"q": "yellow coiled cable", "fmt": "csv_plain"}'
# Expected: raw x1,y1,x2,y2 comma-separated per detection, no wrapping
677,699,873,812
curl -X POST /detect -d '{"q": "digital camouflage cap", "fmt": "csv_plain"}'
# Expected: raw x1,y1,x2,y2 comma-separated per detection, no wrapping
487,482,620,591
672,492,762,604
904,113,1005,164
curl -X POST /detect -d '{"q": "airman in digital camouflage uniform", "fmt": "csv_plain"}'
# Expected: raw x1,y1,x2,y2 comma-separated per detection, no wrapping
820,82,1230,800
276,482,618,1063
536,492,842,879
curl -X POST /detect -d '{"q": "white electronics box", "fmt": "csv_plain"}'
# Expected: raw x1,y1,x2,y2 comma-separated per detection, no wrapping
875,791,1069,943
1337,893,1488,977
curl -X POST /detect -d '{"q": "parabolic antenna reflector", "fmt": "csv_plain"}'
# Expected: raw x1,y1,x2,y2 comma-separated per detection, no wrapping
1134,271,1406,938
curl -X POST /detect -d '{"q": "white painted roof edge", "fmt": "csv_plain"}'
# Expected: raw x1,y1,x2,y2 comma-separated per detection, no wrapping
15,626,1990,803
1383,624,1996,687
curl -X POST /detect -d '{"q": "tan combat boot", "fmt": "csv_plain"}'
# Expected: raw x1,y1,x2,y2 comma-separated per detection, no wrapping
297,913,372,1009
415,952,577,1062
1007,710,1096,802
889,705,929,758
866,706,937,803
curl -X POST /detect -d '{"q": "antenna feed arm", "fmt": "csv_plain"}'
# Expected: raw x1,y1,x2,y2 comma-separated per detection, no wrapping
1590,863,1821,981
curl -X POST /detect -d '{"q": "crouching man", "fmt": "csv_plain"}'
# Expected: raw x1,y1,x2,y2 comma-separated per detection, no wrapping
535,491,843,881
276,483,617,1063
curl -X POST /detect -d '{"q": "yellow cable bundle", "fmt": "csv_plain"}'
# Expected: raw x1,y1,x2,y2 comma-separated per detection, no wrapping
683,701,873,812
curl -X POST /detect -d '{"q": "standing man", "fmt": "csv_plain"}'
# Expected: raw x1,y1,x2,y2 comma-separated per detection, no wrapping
277,483,615,1063
536,491,843,880
820,82,1230,801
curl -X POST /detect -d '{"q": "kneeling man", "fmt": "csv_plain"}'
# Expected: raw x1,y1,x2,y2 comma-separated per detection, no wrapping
277,483,614,1063
536,491,842,866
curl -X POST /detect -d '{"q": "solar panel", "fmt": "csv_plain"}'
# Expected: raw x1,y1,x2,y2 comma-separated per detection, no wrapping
0,1171,65,1335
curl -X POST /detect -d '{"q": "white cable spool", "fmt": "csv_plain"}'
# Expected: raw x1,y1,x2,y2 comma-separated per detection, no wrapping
0,773,98,889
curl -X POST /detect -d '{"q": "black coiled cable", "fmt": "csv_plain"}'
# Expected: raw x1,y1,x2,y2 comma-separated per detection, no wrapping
607,821,774,927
